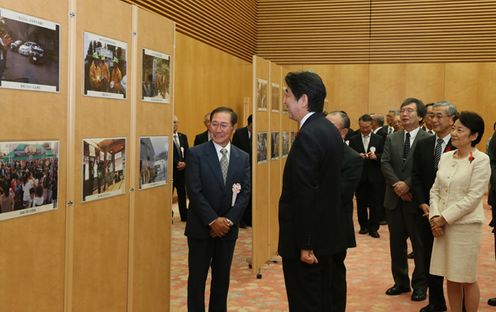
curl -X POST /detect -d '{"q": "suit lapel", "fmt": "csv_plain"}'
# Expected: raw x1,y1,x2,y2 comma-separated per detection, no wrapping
225,147,240,188
204,142,225,189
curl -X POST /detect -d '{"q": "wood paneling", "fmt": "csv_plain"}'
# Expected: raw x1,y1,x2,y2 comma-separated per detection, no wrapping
123,0,256,62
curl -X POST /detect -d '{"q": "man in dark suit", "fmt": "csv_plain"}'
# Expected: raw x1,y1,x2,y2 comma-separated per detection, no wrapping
194,112,212,145
173,115,190,221
422,103,435,135
185,107,251,312
412,101,458,312
381,97,429,302
278,71,345,311
349,114,385,238
487,127,496,307
372,113,389,141
327,110,363,312
232,114,253,227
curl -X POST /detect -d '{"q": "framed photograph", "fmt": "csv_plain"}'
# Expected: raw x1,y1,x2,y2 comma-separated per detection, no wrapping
82,137,126,202
271,83,280,112
83,32,127,99
0,140,59,221
0,8,60,92
256,132,268,163
271,132,279,160
142,48,171,103
256,78,268,111
139,136,168,190
281,131,289,157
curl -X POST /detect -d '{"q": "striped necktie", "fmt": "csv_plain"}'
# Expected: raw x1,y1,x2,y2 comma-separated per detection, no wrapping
220,148,228,184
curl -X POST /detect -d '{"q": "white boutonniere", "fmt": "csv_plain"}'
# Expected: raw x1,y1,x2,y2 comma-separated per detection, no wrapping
232,183,241,207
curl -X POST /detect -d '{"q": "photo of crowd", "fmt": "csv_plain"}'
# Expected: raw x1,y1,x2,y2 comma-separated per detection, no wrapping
142,48,171,103
82,138,126,202
271,131,280,160
256,132,268,163
139,136,168,190
281,131,290,157
0,8,60,92
256,78,268,111
0,141,59,221
271,83,280,111
83,32,127,99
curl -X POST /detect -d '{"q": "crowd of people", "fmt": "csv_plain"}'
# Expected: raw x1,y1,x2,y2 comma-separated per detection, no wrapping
0,158,58,213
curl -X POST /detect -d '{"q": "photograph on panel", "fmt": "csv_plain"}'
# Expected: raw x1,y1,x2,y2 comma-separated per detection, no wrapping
0,140,59,221
83,32,127,99
82,138,126,202
271,83,280,112
256,78,268,111
141,48,171,103
281,131,289,157
0,8,60,92
139,136,168,190
271,131,279,160
256,132,268,163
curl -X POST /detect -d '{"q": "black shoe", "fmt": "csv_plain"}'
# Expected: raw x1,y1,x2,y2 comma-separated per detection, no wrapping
385,285,410,296
411,288,427,301
419,304,447,312
408,252,414,259
369,231,380,238
358,228,368,234
489,297,496,306
240,222,247,229
379,220,388,225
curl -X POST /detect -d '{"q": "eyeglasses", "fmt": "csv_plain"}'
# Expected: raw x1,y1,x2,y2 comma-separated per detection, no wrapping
400,108,416,114
432,114,449,119
210,122,231,130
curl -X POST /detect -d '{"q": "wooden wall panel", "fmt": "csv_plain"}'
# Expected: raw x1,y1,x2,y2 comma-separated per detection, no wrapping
174,33,251,143
131,7,174,312
368,64,407,114
404,64,445,104
72,0,132,311
0,1,68,311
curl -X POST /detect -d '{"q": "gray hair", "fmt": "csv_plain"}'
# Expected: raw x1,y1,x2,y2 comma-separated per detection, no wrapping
433,101,458,117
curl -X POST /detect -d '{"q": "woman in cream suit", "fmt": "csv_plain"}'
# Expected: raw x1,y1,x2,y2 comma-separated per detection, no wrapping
429,111,490,312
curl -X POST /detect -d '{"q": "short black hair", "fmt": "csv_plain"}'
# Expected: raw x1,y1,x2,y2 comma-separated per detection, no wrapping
458,111,485,146
401,97,426,118
247,114,253,125
210,106,238,126
285,71,327,113
328,111,351,129
359,114,373,123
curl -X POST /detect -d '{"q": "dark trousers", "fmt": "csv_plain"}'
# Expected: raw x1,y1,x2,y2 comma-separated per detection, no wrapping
385,201,427,290
356,182,379,232
187,237,236,312
330,250,348,312
282,254,334,312
419,216,446,307
173,172,187,221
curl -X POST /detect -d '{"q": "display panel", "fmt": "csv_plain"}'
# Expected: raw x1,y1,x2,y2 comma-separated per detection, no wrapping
256,78,268,111
139,136,168,190
270,131,279,160
141,48,170,103
271,83,280,112
256,132,268,163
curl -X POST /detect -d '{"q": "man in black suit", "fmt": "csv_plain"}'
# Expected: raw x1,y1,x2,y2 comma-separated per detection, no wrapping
412,101,458,312
185,107,251,312
487,128,496,307
194,112,212,146
278,71,345,311
381,98,429,302
232,114,253,227
372,113,389,141
349,114,384,238
173,115,190,221
422,103,435,135
327,110,363,312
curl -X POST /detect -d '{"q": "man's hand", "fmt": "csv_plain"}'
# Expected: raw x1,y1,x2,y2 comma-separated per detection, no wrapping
359,153,368,159
393,181,409,196
176,161,186,171
300,250,318,264
367,151,377,160
419,203,430,218
209,217,231,238
400,191,413,202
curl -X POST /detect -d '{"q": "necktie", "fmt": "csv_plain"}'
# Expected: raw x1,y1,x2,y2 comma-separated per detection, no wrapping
434,138,444,169
402,132,411,161
173,134,180,148
220,148,228,184
363,135,369,152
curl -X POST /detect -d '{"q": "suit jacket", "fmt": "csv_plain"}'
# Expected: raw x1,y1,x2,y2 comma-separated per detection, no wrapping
194,130,209,146
278,113,345,258
232,126,252,163
172,132,189,176
184,141,251,241
348,132,384,184
375,126,389,141
341,145,363,248
381,128,429,210
411,135,455,208
429,149,490,224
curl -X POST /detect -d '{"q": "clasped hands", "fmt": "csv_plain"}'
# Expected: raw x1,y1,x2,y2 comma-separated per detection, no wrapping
209,217,232,238
429,216,446,237
393,181,412,202
300,249,318,265
360,151,377,160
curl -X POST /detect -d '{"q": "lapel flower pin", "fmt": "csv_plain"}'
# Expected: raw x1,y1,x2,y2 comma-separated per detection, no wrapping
232,183,241,207
468,151,475,163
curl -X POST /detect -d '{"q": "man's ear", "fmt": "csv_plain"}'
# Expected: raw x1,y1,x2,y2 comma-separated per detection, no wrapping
299,94,309,109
